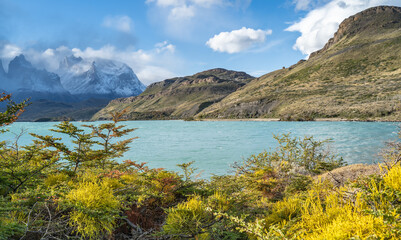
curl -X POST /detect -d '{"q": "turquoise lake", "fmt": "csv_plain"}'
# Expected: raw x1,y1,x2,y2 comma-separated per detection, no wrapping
1,121,400,178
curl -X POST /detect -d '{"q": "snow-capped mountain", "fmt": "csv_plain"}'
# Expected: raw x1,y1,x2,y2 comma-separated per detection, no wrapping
0,55,74,102
58,56,146,100
0,54,146,121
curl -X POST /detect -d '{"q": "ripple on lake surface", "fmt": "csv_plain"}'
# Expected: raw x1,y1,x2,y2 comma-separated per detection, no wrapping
2,121,399,178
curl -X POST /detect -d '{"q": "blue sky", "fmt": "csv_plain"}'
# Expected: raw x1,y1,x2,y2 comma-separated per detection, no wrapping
0,0,400,85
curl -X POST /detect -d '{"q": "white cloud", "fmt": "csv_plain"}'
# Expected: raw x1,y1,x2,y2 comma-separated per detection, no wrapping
206,27,272,53
146,0,250,38
148,0,222,21
146,0,184,7
147,0,223,8
0,41,179,85
287,0,401,56
169,4,195,20
155,41,176,53
138,66,176,84
102,15,133,33
293,0,313,10
292,0,331,11
191,0,224,8
0,44,22,59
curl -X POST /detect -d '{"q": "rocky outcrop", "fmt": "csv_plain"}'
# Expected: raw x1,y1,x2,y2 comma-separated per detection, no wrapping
92,68,254,120
310,6,401,58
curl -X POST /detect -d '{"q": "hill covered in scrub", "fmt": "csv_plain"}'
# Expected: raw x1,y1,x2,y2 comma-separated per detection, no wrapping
197,6,401,121
92,68,253,120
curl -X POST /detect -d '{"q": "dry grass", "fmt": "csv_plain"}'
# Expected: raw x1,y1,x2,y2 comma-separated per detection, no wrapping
316,164,381,187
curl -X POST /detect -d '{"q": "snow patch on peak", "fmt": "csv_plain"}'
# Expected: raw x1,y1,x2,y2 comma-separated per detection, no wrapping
59,55,83,70
58,57,146,99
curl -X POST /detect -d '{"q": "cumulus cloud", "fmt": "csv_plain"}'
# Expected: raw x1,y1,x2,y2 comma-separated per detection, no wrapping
206,27,272,53
102,15,133,33
0,42,179,85
287,0,401,56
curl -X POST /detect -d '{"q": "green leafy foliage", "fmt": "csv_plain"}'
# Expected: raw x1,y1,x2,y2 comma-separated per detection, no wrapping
0,93,28,130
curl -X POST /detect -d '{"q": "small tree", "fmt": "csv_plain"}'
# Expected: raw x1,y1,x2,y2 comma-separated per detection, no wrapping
0,93,27,129
31,111,137,174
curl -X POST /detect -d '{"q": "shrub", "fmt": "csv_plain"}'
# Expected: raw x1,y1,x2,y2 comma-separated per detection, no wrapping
295,183,387,240
163,196,213,239
384,164,401,192
65,180,121,239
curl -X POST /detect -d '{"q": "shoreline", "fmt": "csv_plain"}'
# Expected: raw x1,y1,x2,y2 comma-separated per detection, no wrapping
197,118,401,122
15,118,401,123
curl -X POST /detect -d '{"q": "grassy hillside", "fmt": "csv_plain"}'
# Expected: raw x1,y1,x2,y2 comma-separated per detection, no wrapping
92,68,253,120
198,6,401,121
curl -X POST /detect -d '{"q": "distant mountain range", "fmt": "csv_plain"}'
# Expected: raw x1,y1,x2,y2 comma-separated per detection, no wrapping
0,54,146,121
94,6,401,121
58,56,145,100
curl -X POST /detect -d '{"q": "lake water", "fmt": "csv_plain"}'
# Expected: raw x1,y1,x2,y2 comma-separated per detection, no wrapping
1,121,399,178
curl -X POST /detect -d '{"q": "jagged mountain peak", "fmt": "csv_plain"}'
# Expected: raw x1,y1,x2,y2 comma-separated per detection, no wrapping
8,54,33,71
58,56,146,99
0,54,73,102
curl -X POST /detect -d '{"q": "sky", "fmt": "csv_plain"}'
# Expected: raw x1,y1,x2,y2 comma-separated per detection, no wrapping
1,0,400,85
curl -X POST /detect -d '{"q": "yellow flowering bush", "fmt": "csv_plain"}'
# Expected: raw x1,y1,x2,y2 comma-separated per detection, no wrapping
384,164,401,192
65,180,121,239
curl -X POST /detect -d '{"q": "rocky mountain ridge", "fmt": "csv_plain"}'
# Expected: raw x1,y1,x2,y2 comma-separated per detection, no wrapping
58,56,146,100
92,68,253,120
310,5,401,58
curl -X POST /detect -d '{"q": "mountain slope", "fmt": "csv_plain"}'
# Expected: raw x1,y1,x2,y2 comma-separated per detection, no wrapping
92,68,253,120
58,56,146,100
198,6,401,121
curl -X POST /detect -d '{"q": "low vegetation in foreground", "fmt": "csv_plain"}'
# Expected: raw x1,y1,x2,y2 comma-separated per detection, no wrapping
1,95,401,240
